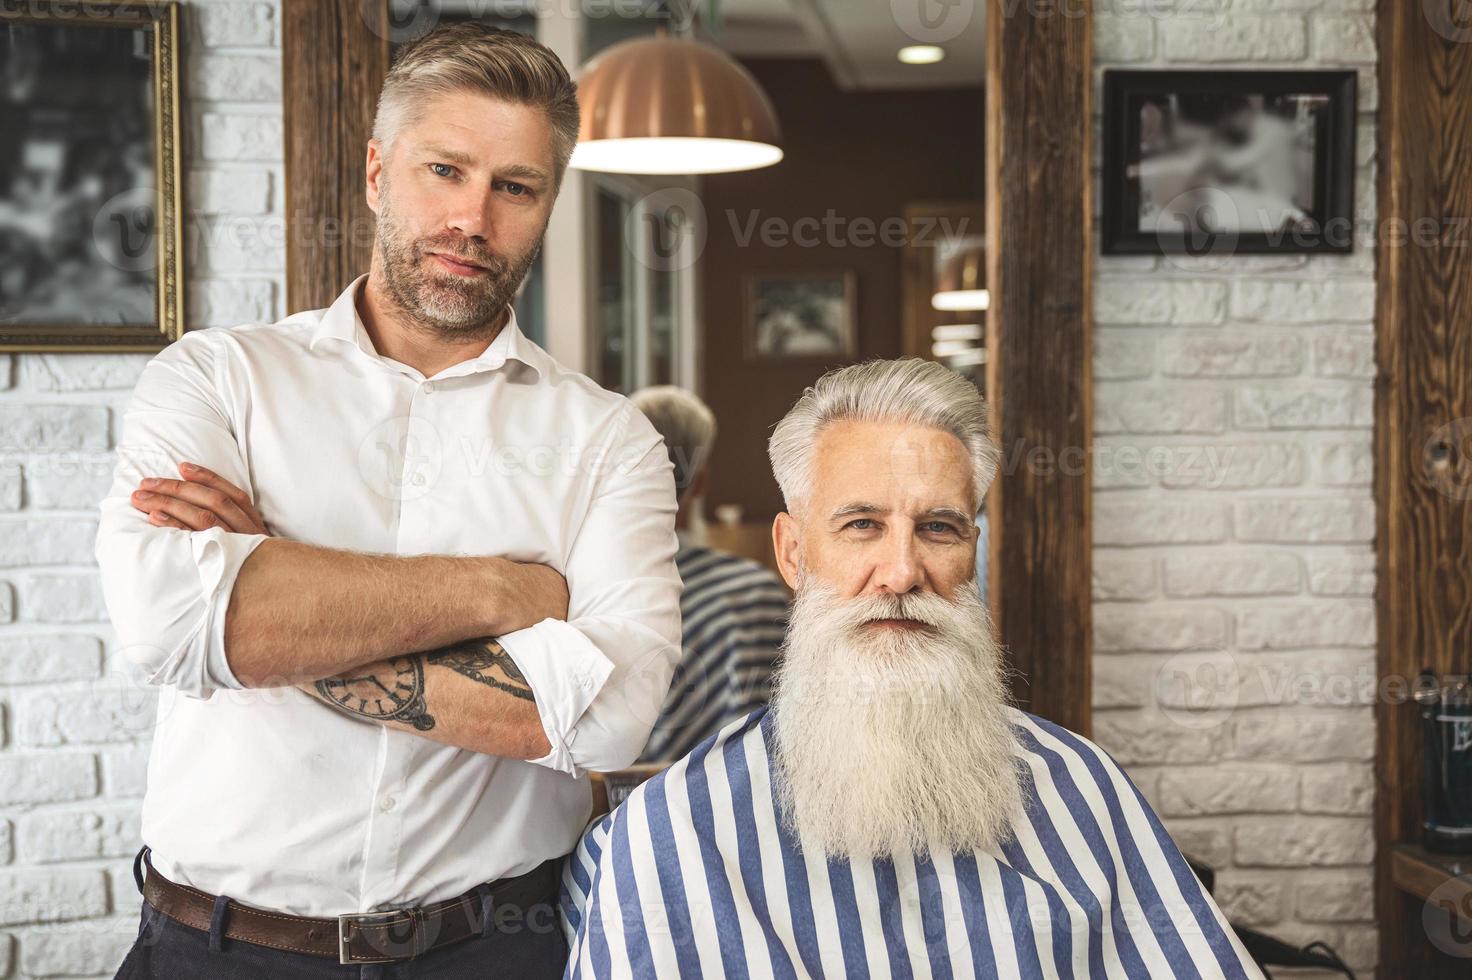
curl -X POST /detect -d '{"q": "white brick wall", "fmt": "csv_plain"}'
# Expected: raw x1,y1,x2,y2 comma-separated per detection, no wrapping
0,3,285,975
1093,3,1378,975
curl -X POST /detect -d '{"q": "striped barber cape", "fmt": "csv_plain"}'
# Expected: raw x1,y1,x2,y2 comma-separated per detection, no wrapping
560,707,1262,979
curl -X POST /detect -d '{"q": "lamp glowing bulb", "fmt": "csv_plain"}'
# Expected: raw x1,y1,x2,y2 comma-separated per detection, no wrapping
898,45,946,65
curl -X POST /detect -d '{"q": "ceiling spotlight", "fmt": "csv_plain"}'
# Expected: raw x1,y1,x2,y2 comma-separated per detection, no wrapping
932,240,988,312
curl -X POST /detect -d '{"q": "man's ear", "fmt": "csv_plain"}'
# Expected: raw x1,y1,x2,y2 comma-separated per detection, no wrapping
772,511,801,591
365,139,384,214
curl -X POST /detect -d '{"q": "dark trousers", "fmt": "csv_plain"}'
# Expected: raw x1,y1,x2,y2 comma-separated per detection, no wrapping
115,846,569,979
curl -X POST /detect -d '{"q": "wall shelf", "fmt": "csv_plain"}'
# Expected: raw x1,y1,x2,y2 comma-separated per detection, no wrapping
1390,842,1472,915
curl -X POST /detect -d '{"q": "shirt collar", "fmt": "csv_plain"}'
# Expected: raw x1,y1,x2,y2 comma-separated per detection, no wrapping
307,273,543,381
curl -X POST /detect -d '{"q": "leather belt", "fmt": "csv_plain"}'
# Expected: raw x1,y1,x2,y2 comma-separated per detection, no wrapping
137,846,560,964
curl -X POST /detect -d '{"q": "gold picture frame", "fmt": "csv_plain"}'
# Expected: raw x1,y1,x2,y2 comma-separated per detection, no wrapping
0,0,185,351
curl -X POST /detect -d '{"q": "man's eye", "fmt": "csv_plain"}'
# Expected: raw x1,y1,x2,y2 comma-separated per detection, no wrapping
500,181,528,197
429,163,455,178
846,519,875,531
922,521,957,535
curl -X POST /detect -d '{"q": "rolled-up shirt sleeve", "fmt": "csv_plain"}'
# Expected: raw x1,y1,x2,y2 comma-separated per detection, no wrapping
94,330,270,700
497,404,682,777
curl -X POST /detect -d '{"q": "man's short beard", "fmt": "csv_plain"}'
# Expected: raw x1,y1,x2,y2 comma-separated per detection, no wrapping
373,177,541,339
769,574,1026,862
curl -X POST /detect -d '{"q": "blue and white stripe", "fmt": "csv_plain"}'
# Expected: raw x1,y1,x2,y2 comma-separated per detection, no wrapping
638,546,789,763
562,707,1263,979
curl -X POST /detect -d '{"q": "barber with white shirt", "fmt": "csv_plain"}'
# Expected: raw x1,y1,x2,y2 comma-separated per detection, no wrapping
97,23,681,979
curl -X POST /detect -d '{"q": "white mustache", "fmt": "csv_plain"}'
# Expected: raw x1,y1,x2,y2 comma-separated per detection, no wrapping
790,576,977,638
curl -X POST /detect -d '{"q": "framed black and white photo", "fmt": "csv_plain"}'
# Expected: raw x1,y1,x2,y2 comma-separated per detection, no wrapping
742,270,857,362
0,0,184,351
1102,70,1357,256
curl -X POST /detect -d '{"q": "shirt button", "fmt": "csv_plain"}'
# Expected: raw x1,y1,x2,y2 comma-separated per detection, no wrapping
422,381,436,393
380,796,397,812
411,474,426,487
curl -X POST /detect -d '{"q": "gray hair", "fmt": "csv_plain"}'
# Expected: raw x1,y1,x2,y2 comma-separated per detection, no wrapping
631,386,718,493
372,22,581,188
767,358,998,517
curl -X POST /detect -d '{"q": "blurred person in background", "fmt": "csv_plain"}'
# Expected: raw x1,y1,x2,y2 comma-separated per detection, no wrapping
630,385,789,762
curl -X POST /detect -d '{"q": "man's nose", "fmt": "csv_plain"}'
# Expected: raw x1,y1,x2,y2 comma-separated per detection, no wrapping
871,533,925,595
446,188,497,241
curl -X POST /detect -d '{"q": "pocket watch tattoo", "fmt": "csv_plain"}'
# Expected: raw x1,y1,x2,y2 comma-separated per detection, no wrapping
316,656,436,730
426,638,536,703
313,639,536,731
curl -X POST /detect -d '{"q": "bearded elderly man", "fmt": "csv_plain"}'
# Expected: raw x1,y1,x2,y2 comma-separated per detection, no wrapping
96,22,680,979
559,359,1263,980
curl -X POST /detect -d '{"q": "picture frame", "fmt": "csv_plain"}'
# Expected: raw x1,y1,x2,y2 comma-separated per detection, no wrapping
0,0,185,351
742,269,857,362
1101,69,1357,256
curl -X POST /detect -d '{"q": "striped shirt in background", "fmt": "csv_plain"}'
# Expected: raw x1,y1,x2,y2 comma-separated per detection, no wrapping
562,707,1263,979
638,542,790,763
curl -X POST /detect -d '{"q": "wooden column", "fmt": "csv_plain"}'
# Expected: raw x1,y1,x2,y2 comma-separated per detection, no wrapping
984,0,1093,734
1375,0,1472,972
281,0,391,313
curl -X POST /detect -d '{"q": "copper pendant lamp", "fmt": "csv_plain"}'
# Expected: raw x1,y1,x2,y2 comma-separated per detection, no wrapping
571,23,783,175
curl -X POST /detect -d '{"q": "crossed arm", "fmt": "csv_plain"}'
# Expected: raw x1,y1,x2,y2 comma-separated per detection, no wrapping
125,462,560,760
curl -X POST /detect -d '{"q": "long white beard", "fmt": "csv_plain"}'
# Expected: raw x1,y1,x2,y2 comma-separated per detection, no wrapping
770,577,1027,862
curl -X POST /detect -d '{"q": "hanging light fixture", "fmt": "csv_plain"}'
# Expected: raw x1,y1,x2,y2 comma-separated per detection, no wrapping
932,237,989,312
570,3,783,176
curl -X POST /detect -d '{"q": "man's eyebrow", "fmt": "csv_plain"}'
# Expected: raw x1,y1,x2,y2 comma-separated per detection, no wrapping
920,507,976,528
496,162,551,183
829,502,885,522
419,144,475,165
827,503,976,529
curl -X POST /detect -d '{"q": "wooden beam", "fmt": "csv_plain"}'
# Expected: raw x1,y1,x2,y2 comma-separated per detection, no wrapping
984,0,1093,734
1375,0,1472,972
281,0,391,314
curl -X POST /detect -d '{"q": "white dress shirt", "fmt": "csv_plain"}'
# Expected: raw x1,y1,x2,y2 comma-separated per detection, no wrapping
94,274,682,916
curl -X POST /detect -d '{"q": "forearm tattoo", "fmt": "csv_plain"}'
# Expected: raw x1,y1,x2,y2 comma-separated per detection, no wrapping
427,638,536,703
312,639,535,732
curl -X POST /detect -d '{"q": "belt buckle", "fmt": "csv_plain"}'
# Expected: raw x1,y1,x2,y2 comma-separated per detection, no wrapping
337,908,415,965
